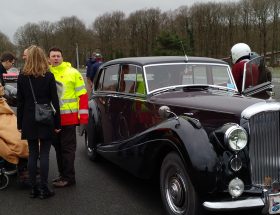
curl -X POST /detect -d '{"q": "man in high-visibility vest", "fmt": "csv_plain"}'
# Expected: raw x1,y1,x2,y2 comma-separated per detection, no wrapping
48,47,88,187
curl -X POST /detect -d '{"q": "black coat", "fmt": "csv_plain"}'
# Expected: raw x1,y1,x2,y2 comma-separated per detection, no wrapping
0,63,7,86
17,72,61,140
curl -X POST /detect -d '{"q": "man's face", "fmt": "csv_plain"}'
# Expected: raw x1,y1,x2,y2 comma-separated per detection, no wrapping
3,59,15,70
49,51,63,67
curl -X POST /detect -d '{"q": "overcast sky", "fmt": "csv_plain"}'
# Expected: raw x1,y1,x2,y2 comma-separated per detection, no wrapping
2,0,234,42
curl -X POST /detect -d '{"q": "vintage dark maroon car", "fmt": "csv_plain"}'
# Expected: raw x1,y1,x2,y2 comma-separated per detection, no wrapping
80,56,278,215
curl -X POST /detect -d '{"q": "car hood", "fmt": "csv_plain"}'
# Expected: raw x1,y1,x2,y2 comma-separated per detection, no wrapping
150,90,263,117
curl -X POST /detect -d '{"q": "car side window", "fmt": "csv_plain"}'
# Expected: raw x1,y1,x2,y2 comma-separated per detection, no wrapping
135,67,146,95
119,64,136,93
118,65,146,95
96,68,105,91
99,65,119,92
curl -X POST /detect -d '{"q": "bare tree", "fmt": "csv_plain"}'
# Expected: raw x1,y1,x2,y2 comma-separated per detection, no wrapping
14,23,41,49
250,0,271,56
53,16,88,66
0,32,16,54
38,21,56,52
269,0,280,65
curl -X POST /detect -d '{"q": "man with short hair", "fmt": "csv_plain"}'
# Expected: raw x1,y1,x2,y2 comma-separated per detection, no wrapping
0,52,16,86
88,53,103,89
48,47,89,187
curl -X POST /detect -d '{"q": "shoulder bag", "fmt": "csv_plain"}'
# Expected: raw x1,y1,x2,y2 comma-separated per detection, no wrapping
28,77,54,125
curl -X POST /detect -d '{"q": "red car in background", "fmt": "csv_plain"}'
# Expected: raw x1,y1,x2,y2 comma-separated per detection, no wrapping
3,68,19,82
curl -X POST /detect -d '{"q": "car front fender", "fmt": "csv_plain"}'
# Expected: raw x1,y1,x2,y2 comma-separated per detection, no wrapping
148,116,219,193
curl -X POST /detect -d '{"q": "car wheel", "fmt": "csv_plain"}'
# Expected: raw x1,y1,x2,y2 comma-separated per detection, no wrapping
85,132,99,161
0,173,9,190
85,113,99,161
160,152,199,215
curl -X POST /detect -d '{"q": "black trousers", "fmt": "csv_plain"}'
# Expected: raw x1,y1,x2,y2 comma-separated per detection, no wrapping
52,125,77,183
27,139,52,189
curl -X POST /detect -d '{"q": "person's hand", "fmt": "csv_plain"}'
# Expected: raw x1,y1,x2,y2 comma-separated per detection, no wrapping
54,129,61,133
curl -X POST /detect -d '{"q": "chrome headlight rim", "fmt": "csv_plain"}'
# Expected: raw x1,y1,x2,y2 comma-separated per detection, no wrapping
224,125,248,151
230,156,242,172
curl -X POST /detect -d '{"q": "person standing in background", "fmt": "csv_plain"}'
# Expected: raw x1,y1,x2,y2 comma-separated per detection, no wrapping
85,52,96,91
230,43,259,92
48,47,88,188
0,52,16,86
87,53,103,90
17,45,61,199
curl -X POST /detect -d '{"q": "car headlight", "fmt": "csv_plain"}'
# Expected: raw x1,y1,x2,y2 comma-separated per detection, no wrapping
228,177,244,198
224,125,248,151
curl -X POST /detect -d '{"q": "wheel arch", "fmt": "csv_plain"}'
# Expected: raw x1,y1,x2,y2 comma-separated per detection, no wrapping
139,117,218,194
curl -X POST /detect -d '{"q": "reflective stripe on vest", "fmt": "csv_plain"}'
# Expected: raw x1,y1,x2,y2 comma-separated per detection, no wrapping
75,85,85,92
60,109,78,114
62,98,78,103
79,109,88,114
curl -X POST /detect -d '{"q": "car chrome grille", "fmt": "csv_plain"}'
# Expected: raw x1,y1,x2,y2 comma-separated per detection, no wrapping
249,111,280,186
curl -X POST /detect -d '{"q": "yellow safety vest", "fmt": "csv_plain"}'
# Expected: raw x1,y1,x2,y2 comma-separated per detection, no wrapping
49,62,87,125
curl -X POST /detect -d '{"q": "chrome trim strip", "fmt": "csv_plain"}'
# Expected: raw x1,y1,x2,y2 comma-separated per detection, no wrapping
203,198,264,210
241,102,280,119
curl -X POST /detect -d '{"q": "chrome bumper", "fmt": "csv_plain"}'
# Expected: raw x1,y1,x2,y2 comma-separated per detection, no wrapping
203,197,264,211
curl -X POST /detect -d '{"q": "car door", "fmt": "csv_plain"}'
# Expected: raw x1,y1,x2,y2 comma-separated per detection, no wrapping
108,64,138,142
241,56,272,98
95,64,119,145
109,64,150,142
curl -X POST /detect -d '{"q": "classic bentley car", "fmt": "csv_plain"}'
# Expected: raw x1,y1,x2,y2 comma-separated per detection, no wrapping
81,56,278,215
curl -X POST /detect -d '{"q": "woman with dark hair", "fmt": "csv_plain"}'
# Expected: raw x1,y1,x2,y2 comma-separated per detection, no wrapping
17,45,61,199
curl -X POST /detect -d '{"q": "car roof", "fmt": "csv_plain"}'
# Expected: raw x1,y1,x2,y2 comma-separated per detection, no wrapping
102,56,228,67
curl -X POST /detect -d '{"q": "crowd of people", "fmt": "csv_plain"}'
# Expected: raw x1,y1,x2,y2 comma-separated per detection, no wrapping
0,45,92,199
0,42,270,199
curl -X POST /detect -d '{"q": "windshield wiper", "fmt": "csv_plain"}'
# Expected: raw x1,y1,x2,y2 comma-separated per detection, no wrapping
182,85,210,91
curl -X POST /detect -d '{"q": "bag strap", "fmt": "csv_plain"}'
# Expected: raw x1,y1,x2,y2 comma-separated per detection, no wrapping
28,77,37,104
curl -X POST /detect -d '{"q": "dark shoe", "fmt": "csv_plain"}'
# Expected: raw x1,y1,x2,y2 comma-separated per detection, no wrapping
52,179,75,188
52,176,62,183
39,187,55,199
30,186,40,198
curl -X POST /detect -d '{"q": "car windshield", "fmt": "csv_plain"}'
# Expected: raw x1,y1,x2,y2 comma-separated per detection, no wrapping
144,63,237,93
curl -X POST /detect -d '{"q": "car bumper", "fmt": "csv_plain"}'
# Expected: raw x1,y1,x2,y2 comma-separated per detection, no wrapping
203,197,264,211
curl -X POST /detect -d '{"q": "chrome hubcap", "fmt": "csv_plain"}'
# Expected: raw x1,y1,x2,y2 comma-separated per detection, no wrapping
169,178,184,206
166,174,186,213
